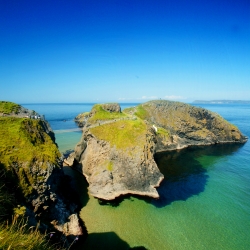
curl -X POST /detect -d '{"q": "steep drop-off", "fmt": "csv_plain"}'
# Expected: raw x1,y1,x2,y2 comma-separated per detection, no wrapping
0,101,85,246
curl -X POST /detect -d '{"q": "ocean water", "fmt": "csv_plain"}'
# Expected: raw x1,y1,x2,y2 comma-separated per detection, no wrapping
22,103,250,250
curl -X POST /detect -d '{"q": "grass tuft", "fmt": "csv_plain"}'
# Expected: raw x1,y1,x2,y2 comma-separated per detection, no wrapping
0,218,59,250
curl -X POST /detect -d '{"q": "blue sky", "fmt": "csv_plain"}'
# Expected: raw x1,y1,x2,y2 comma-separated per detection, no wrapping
0,0,249,103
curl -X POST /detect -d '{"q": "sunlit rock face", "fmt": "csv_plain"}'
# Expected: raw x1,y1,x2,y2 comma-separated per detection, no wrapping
71,101,247,201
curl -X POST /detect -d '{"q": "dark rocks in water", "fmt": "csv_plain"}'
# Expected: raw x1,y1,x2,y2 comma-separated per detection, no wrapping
69,100,247,201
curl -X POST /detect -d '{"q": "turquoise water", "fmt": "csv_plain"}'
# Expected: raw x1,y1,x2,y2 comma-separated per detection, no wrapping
23,103,250,249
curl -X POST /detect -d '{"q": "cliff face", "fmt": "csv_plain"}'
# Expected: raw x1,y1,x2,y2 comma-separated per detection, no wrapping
70,100,247,201
0,101,84,245
71,103,163,200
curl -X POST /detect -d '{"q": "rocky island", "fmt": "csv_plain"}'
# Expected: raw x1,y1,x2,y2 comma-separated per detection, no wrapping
68,100,247,201
0,101,85,248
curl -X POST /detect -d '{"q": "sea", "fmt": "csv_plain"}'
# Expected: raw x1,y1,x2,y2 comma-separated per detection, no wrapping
22,103,250,250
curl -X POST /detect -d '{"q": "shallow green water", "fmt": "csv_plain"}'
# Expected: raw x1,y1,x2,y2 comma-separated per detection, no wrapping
54,130,82,153
39,102,249,250
64,144,250,250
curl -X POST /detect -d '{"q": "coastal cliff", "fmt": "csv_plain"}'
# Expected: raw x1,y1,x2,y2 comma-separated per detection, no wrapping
69,100,247,201
0,101,85,247
125,100,247,151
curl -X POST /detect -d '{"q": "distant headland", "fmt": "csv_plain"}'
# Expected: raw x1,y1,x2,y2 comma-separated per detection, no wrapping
193,100,250,104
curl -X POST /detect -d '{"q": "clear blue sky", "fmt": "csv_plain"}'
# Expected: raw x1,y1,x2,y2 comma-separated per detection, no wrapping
1,0,249,103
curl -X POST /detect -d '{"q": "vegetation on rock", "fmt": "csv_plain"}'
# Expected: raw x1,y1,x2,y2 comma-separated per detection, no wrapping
0,117,60,197
136,100,245,144
0,219,58,250
90,120,147,150
72,100,247,201
0,101,84,249
0,101,21,115
88,104,126,123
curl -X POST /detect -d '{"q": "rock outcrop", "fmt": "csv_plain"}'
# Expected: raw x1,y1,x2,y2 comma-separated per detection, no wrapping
0,101,85,246
75,112,89,128
125,100,247,152
71,103,163,200
70,100,247,201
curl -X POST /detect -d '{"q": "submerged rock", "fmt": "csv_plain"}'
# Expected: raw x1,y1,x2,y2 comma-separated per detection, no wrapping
72,100,247,201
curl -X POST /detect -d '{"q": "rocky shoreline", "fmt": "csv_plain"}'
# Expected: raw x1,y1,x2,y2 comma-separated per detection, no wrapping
66,100,247,201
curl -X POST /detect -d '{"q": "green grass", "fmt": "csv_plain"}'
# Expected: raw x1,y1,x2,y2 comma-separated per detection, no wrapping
0,117,61,197
0,122,65,250
0,117,60,167
0,218,60,250
88,104,127,123
134,105,149,120
0,101,21,115
90,120,147,150
122,107,135,115
123,105,149,119
157,127,171,139
0,103,67,250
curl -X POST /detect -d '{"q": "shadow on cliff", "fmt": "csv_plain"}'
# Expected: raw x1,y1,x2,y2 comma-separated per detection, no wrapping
76,231,147,250
63,166,89,208
152,143,244,208
99,143,243,208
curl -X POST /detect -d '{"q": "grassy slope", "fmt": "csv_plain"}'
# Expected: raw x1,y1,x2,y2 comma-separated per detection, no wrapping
0,101,21,115
87,104,149,150
0,101,63,249
0,117,60,197
123,105,149,120
90,119,147,150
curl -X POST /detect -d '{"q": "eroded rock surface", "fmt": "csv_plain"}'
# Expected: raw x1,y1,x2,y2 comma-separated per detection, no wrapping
71,101,247,201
